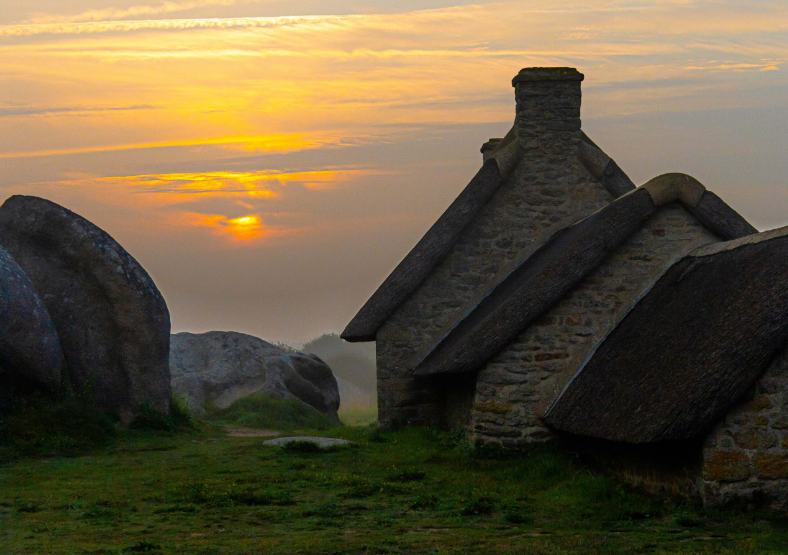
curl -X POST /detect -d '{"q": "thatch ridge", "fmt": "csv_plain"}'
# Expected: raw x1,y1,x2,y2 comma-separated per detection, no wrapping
578,132,636,198
413,174,756,376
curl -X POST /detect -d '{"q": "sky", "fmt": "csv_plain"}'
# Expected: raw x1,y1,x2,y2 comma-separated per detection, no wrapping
1,0,787,344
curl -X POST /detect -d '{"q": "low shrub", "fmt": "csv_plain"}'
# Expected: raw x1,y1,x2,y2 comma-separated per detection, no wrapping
129,397,194,432
129,403,172,431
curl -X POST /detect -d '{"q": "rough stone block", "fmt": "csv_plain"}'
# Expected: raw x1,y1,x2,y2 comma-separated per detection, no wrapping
734,429,778,450
754,453,788,479
704,451,751,482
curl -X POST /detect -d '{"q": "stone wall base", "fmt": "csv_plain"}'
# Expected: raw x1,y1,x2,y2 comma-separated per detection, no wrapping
701,478,788,511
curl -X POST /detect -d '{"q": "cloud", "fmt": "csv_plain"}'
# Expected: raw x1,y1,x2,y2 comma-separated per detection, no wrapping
185,212,276,241
0,133,331,159
103,168,388,197
26,0,270,25
0,14,347,37
683,61,783,72
3,0,788,40
0,104,157,117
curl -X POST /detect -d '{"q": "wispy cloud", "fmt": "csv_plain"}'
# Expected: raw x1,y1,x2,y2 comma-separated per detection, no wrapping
0,133,330,159
0,14,346,37
2,0,786,169
683,61,783,71
26,0,270,24
102,168,389,196
0,104,157,117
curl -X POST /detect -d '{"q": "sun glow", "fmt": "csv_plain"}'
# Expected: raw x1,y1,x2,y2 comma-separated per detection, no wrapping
187,212,272,241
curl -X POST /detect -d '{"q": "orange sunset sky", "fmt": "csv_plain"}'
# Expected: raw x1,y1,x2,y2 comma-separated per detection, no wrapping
1,0,787,344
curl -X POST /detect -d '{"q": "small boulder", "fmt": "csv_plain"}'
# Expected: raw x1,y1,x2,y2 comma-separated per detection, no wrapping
169,331,340,420
0,245,63,393
0,196,171,422
263,437,350,448
290,353,340,415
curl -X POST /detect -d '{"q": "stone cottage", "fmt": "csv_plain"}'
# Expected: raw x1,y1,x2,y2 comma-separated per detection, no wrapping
341,67,788,509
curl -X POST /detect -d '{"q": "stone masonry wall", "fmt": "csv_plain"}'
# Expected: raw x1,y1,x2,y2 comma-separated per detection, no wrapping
701,348,788,510
470,204,721,445
376,70,613,428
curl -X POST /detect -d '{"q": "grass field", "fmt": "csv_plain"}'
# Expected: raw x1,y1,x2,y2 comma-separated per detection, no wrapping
2,405,788,554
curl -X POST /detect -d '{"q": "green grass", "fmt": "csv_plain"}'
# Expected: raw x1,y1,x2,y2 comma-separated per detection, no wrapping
129,398,194,432
207,394,337,431
0,390,117,462
2,421,788,554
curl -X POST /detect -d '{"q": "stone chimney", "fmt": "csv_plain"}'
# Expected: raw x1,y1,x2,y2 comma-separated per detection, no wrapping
512,67,583,156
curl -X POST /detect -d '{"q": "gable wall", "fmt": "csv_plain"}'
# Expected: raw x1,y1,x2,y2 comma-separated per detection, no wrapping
376,155,613,428
470,204,720,445
701,347,788,510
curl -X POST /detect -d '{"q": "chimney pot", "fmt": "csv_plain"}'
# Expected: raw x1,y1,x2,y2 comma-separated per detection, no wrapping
511,67,584,85
512,67,584,155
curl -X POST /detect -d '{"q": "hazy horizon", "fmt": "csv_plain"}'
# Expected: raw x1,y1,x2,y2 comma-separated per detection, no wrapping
2,0,787,344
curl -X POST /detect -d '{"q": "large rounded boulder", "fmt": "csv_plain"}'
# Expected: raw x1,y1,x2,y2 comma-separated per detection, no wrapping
0,195,171,422
169,331,340,420
0,245,63,393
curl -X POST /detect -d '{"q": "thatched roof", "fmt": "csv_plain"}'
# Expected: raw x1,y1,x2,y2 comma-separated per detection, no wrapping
545,225,788,443
578,132,635,198
341,130,634,342
413,174,756,376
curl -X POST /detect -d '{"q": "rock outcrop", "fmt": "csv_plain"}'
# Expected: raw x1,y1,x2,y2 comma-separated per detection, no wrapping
0,245,63,393
0,195,171,422
169,331,340,420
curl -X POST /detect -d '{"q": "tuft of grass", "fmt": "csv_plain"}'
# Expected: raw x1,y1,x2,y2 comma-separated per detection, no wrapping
129,403,173,431
459,495,497,516
129,397,194,432
124,541,161,552
209,393,336,431
169,395,194,429
504,509,534,525
228,489,295,507
389,469,427,482
410,494,438,510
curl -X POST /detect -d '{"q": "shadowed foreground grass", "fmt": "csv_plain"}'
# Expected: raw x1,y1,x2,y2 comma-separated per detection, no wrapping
2,423,788,554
